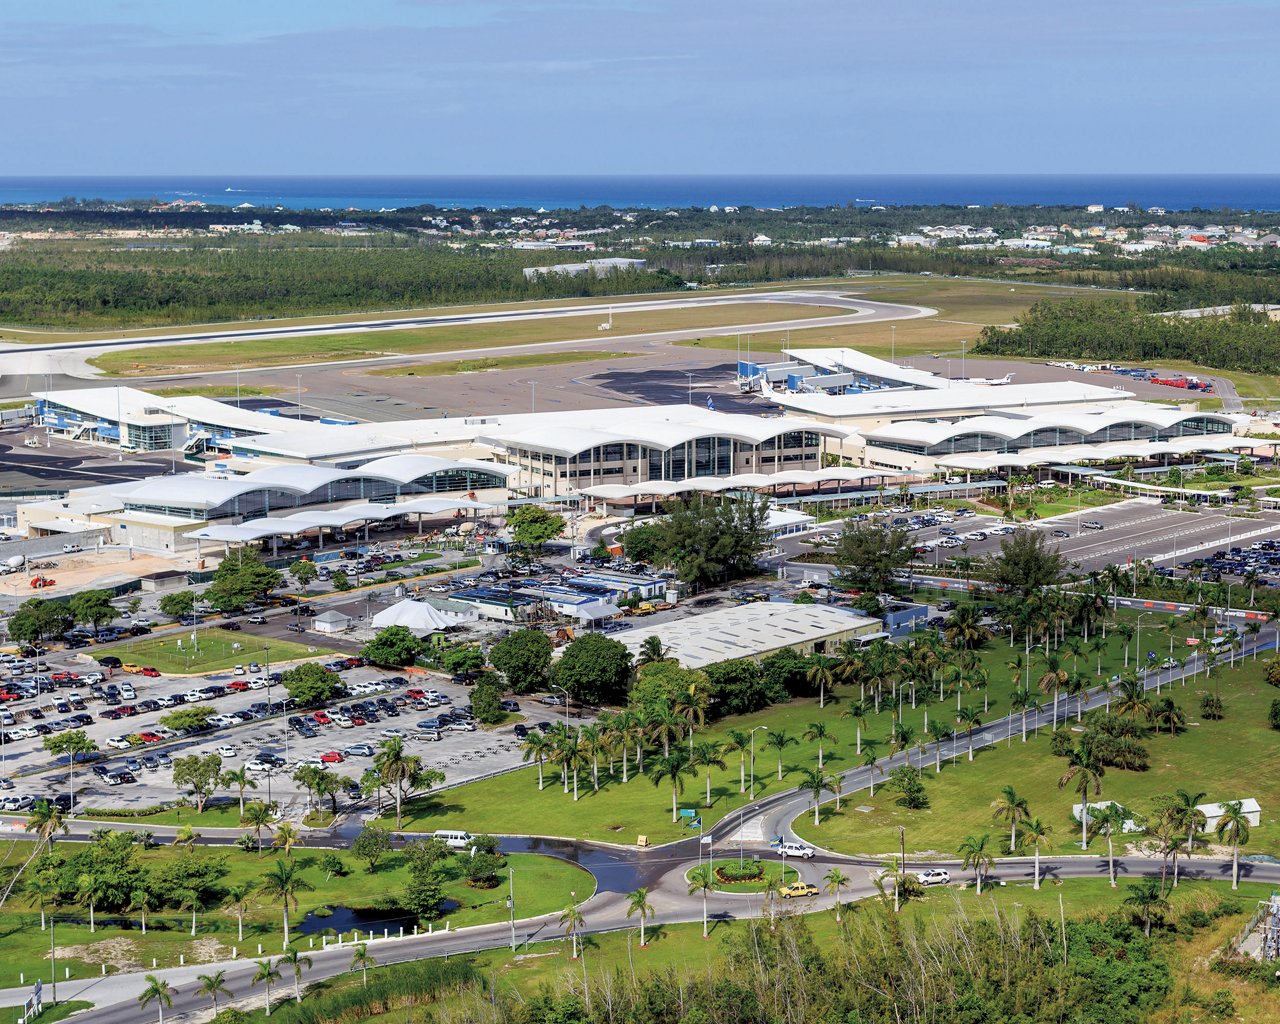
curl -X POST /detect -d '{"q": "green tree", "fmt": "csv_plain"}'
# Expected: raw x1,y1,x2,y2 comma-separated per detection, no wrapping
352,823,393,872
159,706,215,732
279,946,312,1003
281,662,339,706
990,785,1030,853
241,800,277,855
833,522,914,592
799,766,834,825
24,800,68,852
441,644,485,681
172,753,223,813
138,973,176,1024
362,625,424,667
350,943,376,989
553,632,633,704
688,864,715,938
1018,817,1053,890
1123,878,1170,937
824,867,851,923
988,529,1066,598
206,548,281,612
1215,800,1251,890
68,589,116,628
9,597,74,643
647,749,696,822
765,729,799,781
626,887,654,947
489,628,553,692
221,765,258,817
43,729,97,806
196,971,232,1016
887,765,928,810
289,559,318,591
1058,744,1106,849
251,958,282,1017
158,591,196,620
957,833,994,895
508,505,565,550
258,859,315,949
331,570,352,592
470,675,505,724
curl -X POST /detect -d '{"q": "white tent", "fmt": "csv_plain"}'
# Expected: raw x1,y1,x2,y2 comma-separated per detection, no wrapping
371,599,477,635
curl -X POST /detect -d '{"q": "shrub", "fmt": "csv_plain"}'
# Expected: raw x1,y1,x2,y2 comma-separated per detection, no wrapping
211,1011,249,1024
714,862,765,883
1200,694,1225,720
1270,699,1280,730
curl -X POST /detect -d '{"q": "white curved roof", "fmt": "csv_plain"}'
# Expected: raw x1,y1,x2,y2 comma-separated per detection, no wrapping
935,434,1251,471
866,407,1241,448
359,454,494,484
576,467,906,500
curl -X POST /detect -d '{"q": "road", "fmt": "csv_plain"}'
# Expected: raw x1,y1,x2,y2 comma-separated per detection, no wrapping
6,628,1274,1022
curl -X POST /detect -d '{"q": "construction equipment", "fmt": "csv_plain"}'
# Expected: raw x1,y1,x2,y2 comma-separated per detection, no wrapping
29,576,55,588
553,627,576,646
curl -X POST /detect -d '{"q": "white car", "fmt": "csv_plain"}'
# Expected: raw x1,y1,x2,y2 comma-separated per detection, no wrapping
183,689,206,703
106,736,132,750
248,678,268,690
210,714,240,728
777,842,815,859
155,695,176,708
298,757,328,770
132,619,154,628
216,744,238,757
444,721,476,732
244,760,274,774
917,868,952,886
232,665,246,676
247,615,267,625
332,715,353,729
380,728,403,738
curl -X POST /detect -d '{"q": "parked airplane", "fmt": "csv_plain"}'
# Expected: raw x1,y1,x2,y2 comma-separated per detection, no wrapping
964,373,1015,386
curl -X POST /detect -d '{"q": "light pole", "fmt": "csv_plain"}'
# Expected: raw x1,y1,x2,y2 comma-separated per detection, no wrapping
748,725,768,801
530,381,536,414
507,867,516,950
1136,611,1152,673
295,374,303,418
553,684,570,728
890,324,895,365
681,372,695,405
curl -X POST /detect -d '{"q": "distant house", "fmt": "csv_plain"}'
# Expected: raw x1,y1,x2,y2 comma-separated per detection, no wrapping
1197,798,1262,827
311,610,352,634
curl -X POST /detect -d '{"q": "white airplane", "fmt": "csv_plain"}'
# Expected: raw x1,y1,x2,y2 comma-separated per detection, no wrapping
963,372,1015,386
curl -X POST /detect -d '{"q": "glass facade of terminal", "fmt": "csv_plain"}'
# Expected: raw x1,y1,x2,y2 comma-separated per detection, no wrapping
871,417,1232,457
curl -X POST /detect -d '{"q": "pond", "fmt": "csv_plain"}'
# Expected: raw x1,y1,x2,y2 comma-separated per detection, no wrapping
295,902,459,937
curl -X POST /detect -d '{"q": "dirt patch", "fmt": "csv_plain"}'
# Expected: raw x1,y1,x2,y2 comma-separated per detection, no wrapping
54,937,144,971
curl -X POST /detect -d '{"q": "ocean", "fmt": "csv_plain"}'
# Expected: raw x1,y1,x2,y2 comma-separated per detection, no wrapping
3,174,1280,212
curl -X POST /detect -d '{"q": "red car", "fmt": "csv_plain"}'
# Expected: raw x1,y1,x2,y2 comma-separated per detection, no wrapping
226,680,250,692
312,711,331,725
0,692,21,703
140,667,161,678
319,751,344,763
350,716,366,727
136,732,163,744
406,689,426,700
51,672,79,683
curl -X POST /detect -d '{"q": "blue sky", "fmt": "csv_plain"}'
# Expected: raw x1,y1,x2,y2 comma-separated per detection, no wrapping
6,0,1278,174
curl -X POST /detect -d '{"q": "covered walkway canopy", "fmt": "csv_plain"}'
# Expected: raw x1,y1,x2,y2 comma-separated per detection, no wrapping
575,466,907,501
189,496,493,543
934,435,1257,473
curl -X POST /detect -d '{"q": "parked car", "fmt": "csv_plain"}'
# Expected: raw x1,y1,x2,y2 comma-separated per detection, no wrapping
917,868,952,886
777,842,815,859
779,882,820,899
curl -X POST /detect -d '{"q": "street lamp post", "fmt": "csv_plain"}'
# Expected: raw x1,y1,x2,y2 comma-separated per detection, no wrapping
507,867,516,951
553,684,570,728
681,372,695,405
749,725,768,801
1136,611,1151,675
295,374,303,418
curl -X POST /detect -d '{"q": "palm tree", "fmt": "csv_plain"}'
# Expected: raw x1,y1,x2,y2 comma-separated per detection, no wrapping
1088,633,1108,676
76,871,106,932
350,942,376,988
559,902,585,959
806,660,835,709
173,824,200,854
279,946,313,1003
957,833,994,895
1036,651,1068,729
520,730,551,790
273,822,302,859
242,800,276,855
646,749,696,822
765,729,799,781
1089,802,1128,888
625,887,654,947
802,721,834,769
1018,817,1053,891
722,729,750,794
222,882,255,943
1151,697,1185,736
647,702,685,758
690,740,726,808
688,863,715,938
1123,878,1170,937
1113,673,1151,723
196,970,232,1015
1058,744,1105,849
373,736,416,829
1215,800,1252,890
955,705,983,761
129,886,154,935
860,740,884,797
930,723,953,772
176,887,205,937
824,867,850,923
1170,789,1208,888
258,858,315,949
24,800,68,851
24,875,56,931
578,723,604,793
612,709,642,782
990,785,1030,853
252,958,282,1017
138,974,175,1024
944,603,989,650
798,767,833,827
221,765,259,816
840,699,870,755
636,635,669,666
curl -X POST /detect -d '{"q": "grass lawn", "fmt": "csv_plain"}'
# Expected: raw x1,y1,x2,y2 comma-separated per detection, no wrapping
148,384,285,398
105,632,333,675
1021,488,1126,521
793,662,1280,859
370,350,635,377
85,302,832,376
0,1001,93,1023
0,842,589,988
411,603,1237,846
676,274,1095,361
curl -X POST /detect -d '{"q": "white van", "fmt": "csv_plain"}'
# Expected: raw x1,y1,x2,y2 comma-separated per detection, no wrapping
432,829,474,850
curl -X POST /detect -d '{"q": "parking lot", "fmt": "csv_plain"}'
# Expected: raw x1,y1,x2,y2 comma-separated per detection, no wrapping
0,647,554,818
